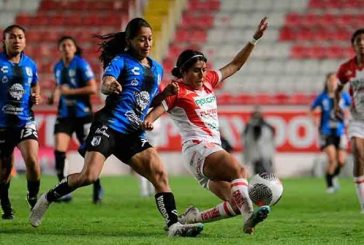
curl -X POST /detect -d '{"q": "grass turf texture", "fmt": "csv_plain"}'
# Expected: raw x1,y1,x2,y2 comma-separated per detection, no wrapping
1,175,364,244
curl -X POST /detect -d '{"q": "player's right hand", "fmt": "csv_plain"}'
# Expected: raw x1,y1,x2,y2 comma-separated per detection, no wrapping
141,120,154,131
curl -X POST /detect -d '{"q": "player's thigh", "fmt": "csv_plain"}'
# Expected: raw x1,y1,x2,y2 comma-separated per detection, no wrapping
204,150,246,181
351,137,364,175
55,133,72,151
17,139,40,176
129,147,169,191
323,145,337,163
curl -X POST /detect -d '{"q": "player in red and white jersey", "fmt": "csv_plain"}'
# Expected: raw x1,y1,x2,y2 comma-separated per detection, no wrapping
335,28,364,213
143,17,269,234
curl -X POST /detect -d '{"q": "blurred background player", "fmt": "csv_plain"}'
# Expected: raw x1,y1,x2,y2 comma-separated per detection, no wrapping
143,17,270,234
335,28,364,213
309,72,351,193
0,25,41,219
30,18,203,237
243,107,275,175
49,36,103,203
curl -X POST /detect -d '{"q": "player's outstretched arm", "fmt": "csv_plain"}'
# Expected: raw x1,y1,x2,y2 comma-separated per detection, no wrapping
101,76,122,95
151,81,179,107
142,104,166,131
219,17,268,81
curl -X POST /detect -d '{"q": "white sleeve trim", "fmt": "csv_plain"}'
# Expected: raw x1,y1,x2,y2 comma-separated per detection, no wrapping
162,100,169,111
216,70,223,83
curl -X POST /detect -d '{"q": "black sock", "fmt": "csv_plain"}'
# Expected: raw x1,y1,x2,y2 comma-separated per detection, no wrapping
55,150,66,181
155,192,178,228
325,173,333,187
334,165,342,177
46,177,76,203
27,180,40,198
0,181,10,206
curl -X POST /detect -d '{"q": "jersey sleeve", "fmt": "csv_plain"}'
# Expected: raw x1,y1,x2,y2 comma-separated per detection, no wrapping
161,94,178,112
32,63,38,86
80,59,95,82
343,91,352,107
205,70,222,88
310,94,322,110
336,63,349,85
103,56,124,79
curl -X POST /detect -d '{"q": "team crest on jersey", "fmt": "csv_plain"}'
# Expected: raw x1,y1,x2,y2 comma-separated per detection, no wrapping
9,83,25,100
25,67,33,77
135,91,150,111
2,75,8,83
1,66,8,73
91,136,101,146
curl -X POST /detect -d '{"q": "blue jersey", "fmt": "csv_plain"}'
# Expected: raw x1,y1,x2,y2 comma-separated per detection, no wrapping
54,55,94,118
311,91,351,136
0,52,38,128
96,53,163,133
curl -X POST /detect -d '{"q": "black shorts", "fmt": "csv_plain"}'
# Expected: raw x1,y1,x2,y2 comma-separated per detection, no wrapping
79,121,152,163
0,123,38,157
319,134,347,150
54,116,92,144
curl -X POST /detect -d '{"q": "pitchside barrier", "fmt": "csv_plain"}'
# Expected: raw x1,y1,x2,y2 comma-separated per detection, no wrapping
12,107,352,178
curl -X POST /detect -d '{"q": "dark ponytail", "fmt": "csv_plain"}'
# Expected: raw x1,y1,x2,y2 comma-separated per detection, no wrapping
95,17,152,69
172,49,207,78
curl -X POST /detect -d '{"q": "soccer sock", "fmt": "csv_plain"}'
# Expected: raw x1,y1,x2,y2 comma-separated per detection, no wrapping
325,173,334,188
27,180,40,198
46,177,76,203
199,201,238,223
354,176,364,211
155,192,179,228
54,150,66,181
0,181,11,207
231,178,253,221
93,178,102,200
334,165,342,177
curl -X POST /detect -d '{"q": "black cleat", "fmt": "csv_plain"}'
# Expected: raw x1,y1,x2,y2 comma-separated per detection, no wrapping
1,206,14,220
93,184,104,204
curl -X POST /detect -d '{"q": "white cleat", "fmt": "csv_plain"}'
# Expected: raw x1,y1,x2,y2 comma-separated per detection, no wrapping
179,206,200,224
29,193,50,227
168,222,204,237
326,187,336,194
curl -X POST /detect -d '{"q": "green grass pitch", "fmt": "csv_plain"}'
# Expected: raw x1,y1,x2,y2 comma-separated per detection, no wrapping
1,175,364,244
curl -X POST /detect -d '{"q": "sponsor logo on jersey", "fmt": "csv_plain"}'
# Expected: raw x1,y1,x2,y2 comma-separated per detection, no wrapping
125,110,142,129
131,66,141,75
194,95,216,107
135,91,150,111
2,104,24,115
9,83,25,100
1,66,8,73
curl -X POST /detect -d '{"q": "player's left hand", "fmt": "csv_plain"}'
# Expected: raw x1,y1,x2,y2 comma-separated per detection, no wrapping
253,16,268,40
60,85,72,95
31,92,41,105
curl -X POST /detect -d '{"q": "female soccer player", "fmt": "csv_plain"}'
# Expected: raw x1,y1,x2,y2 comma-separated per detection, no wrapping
143,17,270,234
309,73,351,193
30,18,203,237
49,36,103,203
0,25,41,219
334,28,364,213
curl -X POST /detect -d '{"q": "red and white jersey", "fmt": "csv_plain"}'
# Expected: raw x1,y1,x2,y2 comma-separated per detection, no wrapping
337,57,364,121
162,70,222,145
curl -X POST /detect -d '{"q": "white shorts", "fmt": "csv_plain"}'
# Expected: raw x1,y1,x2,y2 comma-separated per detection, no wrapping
348,120,364,139
182,140,223,189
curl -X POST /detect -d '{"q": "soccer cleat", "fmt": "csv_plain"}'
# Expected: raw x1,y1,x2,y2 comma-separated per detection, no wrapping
326,187,336,194
179,206,200,224
29,193,50,227
93,184,104,204
27,194,38,210
332,177,340,191
168,222,204,237
243,205,270,234
54,193,72,203
1,207,14,220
